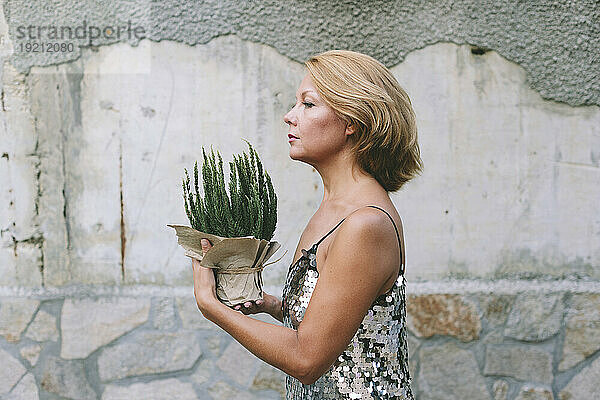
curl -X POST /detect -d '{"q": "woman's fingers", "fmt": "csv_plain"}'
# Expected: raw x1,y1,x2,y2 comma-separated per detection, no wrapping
231,293,271,312
200,239,212,256
232,300,263,314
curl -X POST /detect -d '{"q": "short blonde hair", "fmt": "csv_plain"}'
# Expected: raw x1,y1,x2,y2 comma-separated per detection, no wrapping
305,50,423,192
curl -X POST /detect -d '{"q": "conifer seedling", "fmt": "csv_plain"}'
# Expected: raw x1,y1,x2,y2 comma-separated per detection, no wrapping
168,139,284,307
182,138,277,241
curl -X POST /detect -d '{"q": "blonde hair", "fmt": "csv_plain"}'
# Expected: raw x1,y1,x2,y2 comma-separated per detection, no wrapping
305,50,423,192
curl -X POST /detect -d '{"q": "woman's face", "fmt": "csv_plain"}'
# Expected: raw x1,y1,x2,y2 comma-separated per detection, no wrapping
283,73,353,166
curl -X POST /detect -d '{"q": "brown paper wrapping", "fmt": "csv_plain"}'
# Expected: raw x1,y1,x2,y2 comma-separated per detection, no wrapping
167,224,283,307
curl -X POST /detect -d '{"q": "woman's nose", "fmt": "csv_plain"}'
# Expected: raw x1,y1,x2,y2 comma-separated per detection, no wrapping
284,102,298,126
283,109,295,126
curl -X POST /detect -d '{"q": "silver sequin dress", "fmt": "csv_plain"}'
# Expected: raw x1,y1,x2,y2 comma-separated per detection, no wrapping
281,205,414,400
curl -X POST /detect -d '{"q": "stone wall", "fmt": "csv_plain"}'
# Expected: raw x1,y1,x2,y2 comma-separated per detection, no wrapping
0,292,287,399
1,1,599,399
1,285,600,399
407,286,600,399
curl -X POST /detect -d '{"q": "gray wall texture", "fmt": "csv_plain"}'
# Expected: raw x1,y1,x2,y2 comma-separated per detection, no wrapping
2,0,599,106
0,1,599,399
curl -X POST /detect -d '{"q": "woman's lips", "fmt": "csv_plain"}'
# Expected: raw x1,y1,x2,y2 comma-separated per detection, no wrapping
288,134,298,139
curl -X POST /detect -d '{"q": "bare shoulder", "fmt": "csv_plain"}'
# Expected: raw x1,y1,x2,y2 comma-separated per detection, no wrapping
321,206,400,279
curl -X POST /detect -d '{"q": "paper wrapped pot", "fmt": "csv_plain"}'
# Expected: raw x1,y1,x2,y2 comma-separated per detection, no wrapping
167,224,282,307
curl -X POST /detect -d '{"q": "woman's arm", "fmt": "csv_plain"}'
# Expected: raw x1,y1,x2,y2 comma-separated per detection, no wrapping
201,298,308,380
196,208,397,384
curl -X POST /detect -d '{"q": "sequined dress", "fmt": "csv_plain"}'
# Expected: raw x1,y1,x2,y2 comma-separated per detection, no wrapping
281,205,414,399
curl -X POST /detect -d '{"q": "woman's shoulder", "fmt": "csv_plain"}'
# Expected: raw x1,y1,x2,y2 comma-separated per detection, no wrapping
320,203,401,257
333,201,403,240
325,201,405,269
335,206,400,245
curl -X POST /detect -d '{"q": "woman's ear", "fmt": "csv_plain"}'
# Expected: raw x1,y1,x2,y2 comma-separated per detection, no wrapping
345,122,356,136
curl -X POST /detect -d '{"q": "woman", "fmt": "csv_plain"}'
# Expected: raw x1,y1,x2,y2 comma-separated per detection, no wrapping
193,49,423,399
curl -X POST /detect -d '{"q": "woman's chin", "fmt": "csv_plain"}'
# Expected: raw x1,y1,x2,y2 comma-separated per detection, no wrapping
288,148,302,160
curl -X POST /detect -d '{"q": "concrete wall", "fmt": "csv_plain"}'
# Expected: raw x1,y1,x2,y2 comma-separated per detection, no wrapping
0,1,598,399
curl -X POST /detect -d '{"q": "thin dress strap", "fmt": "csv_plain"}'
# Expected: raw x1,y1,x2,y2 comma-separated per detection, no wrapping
313,205,404,275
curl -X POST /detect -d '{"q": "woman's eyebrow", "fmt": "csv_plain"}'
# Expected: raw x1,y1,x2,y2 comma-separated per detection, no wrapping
295,89,317,99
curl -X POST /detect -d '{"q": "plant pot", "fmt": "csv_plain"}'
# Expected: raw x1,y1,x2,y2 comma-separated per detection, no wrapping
167,224,282,307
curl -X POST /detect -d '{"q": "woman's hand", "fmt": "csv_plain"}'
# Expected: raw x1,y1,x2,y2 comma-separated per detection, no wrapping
233,292,280,317
196,238,280,318
191,239,219,312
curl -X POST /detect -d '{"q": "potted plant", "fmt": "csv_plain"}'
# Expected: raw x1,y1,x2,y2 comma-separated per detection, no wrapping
167,139,285,307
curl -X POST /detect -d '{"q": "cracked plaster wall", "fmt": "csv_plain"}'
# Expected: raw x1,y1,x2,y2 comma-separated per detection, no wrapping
0,33,598,287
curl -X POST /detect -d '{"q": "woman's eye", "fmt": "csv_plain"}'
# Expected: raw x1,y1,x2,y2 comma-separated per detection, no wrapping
302,102,314,108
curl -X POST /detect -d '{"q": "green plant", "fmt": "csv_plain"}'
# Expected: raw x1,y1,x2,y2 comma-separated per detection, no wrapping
182,139,277,241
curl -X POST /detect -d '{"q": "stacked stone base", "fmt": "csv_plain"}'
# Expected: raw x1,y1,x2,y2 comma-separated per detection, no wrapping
0,282,598,399
406,283,600,400
0,289,285,400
